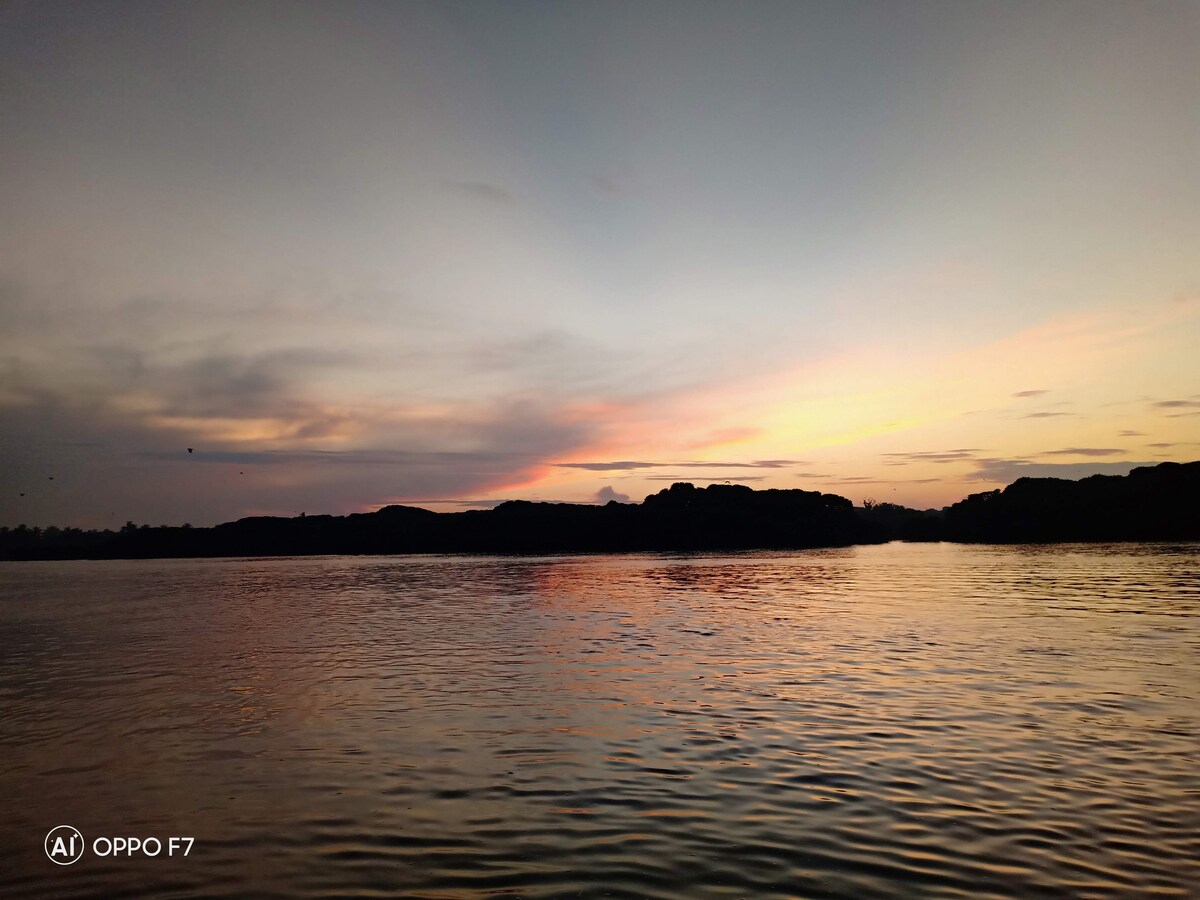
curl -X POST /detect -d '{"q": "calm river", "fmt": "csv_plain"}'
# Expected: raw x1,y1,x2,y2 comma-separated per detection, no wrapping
1,543,1197,897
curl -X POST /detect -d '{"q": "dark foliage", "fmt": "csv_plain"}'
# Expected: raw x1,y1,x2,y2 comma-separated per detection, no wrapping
856,500,945,542
0,482,882,559
940,460,1200,542
2,462,1197,560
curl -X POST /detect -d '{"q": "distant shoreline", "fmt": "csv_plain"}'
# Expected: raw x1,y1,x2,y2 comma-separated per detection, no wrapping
2,461,1197,561
4,539,1200,567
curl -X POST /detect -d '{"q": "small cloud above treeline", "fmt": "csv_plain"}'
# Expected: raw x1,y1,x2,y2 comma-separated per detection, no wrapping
594,486,631,503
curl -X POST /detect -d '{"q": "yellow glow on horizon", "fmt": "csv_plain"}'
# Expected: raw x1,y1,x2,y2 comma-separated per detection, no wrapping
495,299,1200,506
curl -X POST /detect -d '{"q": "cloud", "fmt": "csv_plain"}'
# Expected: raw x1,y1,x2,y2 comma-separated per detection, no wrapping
154,347,359,420
969,458,1156,483
556,460,658,471
882,449,979,465
443,180,515,204
138,448,541,467
0,275,625,525
0,328,371,442
554,459,806,471
0,386,600,527
594,486,630,503
670,460,807,468
465,330,625,391
589,173,623,196
643,475,766,482
1151,399,1200,418
1022,411,1071,418
1040,447,1123,457
1013,389,1049,397
1119,430,1146,436
462,398,595,458
387,498,508,509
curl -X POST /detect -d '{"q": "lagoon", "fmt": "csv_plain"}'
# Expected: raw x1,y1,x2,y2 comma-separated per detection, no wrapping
1,543,1197,897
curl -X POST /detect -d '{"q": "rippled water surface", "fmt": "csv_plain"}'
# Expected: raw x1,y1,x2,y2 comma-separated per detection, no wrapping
2,543,1198,898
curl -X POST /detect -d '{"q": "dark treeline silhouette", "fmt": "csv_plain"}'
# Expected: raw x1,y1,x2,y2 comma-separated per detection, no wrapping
0,483,877,559
939,460,1200,543
855,499,944,541
2,461,1198,561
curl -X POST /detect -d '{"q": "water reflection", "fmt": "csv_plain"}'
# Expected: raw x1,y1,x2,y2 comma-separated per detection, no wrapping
1,543,1198,897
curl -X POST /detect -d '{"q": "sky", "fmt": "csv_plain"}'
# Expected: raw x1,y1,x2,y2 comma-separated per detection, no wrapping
1,0,1197,528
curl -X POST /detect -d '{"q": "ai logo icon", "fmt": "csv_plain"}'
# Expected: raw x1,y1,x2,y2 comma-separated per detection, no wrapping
45,825,84,865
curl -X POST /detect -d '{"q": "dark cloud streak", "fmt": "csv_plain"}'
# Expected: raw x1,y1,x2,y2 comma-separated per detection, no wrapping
882,449,980,465
555,459,807,471
443,180,515,204
1040,447,1123,457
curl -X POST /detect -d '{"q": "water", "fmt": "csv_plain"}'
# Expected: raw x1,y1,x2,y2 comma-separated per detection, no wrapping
1,543,1198,898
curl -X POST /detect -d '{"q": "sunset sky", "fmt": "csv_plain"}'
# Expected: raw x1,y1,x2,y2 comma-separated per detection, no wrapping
2,0,1197,528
